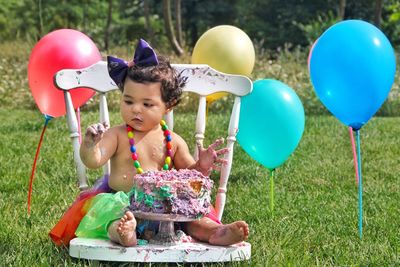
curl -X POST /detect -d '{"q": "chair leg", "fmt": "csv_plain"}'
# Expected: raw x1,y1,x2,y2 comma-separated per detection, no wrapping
64,91,88,189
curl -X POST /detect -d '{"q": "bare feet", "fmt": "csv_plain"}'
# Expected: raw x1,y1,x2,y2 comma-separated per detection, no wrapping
208,221,249,246
109,211,137,247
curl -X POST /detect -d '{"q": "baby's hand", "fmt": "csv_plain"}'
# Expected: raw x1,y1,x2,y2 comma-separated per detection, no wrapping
196,138,229,175
83,122,109,147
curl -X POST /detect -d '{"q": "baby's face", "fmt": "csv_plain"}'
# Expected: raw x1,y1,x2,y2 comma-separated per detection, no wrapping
121,79,168,132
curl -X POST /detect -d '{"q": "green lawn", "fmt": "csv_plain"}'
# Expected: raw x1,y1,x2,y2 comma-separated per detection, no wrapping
0,108,399,266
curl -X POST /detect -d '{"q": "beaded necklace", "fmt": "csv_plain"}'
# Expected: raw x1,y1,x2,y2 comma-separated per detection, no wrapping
126,120,172,174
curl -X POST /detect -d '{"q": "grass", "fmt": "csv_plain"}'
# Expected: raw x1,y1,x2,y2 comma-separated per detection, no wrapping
1,39,399,266
0,108,399,266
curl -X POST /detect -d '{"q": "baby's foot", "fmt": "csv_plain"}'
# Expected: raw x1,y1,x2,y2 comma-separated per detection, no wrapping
116,211,137,247
208,221,249,246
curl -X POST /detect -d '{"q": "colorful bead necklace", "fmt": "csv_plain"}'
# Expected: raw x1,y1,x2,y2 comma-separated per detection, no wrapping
126,120,172,174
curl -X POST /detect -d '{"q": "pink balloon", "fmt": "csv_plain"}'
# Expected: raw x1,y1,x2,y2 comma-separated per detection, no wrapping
28,29,101,118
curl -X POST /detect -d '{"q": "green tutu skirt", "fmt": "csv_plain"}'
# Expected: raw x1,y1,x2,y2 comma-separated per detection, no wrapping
75,191,130,239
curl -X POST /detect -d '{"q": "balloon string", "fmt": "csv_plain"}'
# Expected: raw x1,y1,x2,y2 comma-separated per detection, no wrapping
27,115,52,215
269,169,275,217
349,127,359,184
356,130,363,239
76,107,82,144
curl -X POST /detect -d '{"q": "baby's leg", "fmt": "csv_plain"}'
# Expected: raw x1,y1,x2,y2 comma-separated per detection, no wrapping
108,211,137,247
186,217,249,246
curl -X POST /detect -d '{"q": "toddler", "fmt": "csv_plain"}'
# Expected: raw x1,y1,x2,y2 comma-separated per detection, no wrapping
53,39,249,247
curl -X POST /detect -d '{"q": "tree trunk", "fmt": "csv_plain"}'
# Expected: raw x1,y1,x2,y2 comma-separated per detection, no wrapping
104,0,113,51
174,0,183,46
62,0,70,28
83,0,88,33
143,0,154,44
162,0,184,56
374,0,383,28
187,1,198,47
38,0,43,36
337,0,346,19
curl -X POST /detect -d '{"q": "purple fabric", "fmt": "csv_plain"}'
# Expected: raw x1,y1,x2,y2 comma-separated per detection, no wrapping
107,57,128,89
107,39,158,88
133,39,159,67
77,175,112,201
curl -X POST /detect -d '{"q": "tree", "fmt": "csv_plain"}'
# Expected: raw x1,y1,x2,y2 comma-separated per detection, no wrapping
338,0,346,19
175,0,183,46
104,0,113,51
162,0,184,56
374,0,383,27
143,0,154,44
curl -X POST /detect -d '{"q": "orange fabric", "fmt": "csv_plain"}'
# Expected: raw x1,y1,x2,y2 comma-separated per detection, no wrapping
49,194,95,246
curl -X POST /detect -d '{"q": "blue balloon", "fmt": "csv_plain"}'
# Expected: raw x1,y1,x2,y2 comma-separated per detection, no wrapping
309,20,396,130
238,79,305,170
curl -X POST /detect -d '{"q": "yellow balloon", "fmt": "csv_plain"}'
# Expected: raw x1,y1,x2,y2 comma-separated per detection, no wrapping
191,25,255,104
191,25,255,76
206,92,227,103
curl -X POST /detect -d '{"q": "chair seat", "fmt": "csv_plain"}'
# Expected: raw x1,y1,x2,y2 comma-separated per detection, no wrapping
69,237,251,262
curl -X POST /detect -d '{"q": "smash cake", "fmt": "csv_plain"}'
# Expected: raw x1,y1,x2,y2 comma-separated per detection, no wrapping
128,169,213,219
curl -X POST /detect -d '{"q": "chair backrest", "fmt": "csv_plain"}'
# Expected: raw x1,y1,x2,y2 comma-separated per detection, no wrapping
54,61,252,221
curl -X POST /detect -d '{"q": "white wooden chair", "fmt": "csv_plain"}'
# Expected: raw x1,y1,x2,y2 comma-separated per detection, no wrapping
55,61,252,263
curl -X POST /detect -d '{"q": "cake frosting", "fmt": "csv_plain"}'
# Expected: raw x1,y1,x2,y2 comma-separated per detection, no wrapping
128,169,213,219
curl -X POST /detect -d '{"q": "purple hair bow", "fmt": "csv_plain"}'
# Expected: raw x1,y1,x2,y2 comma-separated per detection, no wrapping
107,38,159,88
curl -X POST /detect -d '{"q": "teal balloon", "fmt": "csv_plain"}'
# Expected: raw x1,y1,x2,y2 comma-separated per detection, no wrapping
238,79,305,170
309,20,396,130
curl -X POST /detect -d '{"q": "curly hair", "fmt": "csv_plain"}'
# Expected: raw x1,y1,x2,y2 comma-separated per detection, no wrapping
124,56,187,109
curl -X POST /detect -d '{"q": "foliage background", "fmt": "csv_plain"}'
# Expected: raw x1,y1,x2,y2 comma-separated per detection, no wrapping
0,0,400,115
1,0,400,49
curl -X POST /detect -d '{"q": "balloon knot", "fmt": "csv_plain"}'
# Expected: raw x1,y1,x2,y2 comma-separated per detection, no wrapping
44,114,54,125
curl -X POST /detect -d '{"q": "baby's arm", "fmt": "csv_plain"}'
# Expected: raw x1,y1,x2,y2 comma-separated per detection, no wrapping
80,122,118,169
173,134,196,170
174,134,228,176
